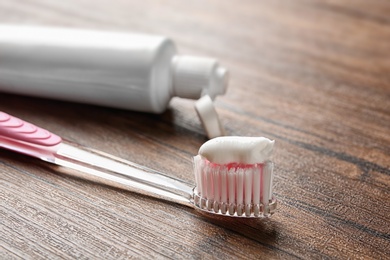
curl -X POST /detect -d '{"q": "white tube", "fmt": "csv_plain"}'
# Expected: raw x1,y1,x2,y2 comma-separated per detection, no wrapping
0,25,228,113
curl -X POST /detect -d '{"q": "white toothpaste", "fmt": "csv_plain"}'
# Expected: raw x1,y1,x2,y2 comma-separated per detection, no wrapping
198,136,275,164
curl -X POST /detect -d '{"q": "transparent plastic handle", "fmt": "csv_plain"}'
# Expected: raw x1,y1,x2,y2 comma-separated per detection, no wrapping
53,141,194,206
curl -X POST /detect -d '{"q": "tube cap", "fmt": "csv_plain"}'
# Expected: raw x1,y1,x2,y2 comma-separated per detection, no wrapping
171,55,228,138
171,55,228,100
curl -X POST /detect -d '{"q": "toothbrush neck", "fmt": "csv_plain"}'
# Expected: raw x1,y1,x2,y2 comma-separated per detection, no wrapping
52,142,195,208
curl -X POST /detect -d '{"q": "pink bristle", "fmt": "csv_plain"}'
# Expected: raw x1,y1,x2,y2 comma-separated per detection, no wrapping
244,167,253,216
220,167,228,214
193,157,202,195
236,168,245,216
193,155,276,217
228,167,236,215
253,165,261,216
212,166,221,212
206,164,214,210
262,162,272,205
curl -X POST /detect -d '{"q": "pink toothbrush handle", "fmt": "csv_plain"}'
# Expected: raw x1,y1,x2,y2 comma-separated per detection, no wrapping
0,111,62,159
0,111,194,207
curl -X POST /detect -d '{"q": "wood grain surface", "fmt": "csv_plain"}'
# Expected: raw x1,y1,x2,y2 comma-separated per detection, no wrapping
0,0,389,259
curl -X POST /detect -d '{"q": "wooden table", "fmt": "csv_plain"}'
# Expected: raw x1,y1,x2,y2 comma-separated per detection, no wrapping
1,0,389,259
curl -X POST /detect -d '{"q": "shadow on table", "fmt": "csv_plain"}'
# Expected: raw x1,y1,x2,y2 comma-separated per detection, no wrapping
0,93,207,142
194,210,280,247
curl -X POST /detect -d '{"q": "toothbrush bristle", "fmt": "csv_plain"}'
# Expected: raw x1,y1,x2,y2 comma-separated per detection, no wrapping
193,156,276,218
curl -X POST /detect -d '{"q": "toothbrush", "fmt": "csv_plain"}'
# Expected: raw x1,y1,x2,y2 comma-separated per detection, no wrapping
0,111,277,218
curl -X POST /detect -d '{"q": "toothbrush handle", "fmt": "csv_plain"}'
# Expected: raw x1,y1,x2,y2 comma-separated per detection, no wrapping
0,111,194,207
53,141,194,206
0,112,62,147
0,111,61,160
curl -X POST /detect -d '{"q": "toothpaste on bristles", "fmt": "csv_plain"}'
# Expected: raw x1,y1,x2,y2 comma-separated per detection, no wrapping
193,136,276,217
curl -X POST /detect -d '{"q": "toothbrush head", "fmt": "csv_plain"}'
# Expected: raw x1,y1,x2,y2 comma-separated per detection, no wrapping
193,136,277,218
